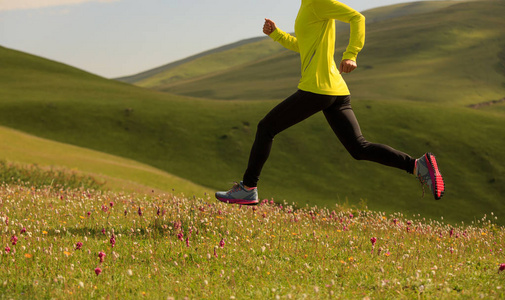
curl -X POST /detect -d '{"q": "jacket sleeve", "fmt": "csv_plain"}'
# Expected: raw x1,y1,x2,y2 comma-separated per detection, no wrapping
313,0,365,62
269,28,300,53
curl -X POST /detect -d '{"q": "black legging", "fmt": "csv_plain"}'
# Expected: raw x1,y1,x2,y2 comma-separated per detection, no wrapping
242,90,416,187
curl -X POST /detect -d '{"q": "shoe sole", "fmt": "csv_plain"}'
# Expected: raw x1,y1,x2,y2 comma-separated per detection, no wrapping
216,197,259,206
425,153,445,200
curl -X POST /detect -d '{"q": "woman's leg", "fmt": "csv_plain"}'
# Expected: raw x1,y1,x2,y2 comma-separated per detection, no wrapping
242,90,336,187
323,95,416,173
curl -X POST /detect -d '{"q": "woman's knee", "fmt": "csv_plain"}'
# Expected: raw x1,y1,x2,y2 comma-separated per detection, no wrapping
256,118,276,139
347,137,370,160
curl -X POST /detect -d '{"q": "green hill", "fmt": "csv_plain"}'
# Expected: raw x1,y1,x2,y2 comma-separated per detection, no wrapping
0,125,211,195
1,44,505,225
115,36,276,86
1,1,505,225
149,0,505,105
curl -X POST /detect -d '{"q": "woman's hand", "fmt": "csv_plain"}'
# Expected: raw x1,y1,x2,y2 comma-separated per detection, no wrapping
339,59,357,74
263,18,277,36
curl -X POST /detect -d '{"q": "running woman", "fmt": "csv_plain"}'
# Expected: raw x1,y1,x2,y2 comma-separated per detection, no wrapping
216,0,445,205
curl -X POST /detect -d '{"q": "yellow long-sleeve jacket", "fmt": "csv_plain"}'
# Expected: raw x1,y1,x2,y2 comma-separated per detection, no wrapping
269,0,365,96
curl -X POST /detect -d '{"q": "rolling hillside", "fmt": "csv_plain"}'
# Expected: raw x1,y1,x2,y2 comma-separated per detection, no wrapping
1,44,505,225
0,125,211,196
131,0,505,106
1,0,505,225
115,36,276,87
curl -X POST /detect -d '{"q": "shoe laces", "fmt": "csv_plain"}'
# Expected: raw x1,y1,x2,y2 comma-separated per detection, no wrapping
227,182,242,194
417,174,431,198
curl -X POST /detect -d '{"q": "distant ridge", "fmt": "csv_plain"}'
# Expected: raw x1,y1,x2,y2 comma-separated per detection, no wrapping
116,1,462,90
139,0,505,105
116,36,267,84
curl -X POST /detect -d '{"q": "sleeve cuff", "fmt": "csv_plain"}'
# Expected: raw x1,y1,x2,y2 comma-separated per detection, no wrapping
269,28,283,41
342,52,357,62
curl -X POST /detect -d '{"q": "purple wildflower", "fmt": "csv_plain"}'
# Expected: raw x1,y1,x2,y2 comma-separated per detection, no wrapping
110,234,116,248
499,264,505,272
98,251,106,263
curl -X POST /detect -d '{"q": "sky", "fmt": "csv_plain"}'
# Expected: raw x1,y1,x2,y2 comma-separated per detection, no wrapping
1,0,429,78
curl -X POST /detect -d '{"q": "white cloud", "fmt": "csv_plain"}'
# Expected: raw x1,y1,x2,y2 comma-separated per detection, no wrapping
0,0,120,12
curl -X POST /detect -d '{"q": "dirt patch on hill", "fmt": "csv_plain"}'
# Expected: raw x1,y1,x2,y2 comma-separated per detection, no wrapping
468,98,505,109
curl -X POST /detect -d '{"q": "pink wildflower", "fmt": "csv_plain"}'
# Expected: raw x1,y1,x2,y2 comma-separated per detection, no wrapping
11,235,18,246
20,227,26,234
349,213,354,219
371,237,377,247
219,239,225,248
101,228,106,235
95,267,102,276
499,264,505,272
110,234,116,248
138,207,142,216
174,221,181,230
75,242,83,250
5,246,10,253
109,202,114,207
186,237,190,247
98,251,106,263
87,211,91,217
177,232,184,241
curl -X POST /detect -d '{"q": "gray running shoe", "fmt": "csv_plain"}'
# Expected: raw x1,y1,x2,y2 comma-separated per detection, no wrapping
215,181,259,205
416,152,445,200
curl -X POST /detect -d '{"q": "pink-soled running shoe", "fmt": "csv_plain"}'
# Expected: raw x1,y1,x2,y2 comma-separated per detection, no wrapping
415,152,445,200
215,181,259,205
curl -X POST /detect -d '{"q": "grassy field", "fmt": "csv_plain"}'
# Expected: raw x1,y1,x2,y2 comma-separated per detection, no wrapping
1,1,505,297
1,182,505,299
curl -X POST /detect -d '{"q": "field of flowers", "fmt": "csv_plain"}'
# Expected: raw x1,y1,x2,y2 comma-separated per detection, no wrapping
1,182,505,299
